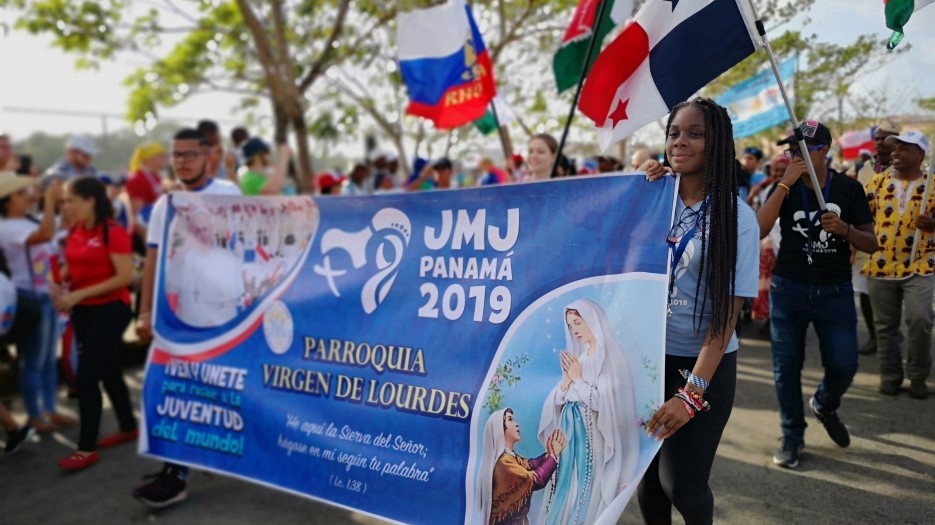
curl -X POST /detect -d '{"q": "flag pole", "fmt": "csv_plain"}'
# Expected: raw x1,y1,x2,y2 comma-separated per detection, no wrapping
908,150,935,265
747,1,827,210
550,0,612,179
489,98,514,169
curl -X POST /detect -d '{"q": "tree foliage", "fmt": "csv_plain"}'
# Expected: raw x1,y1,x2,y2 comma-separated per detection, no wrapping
2,0,911,170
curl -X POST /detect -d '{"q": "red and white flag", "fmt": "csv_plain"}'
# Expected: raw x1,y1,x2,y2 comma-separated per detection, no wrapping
579,0,762,150
839,128,876,160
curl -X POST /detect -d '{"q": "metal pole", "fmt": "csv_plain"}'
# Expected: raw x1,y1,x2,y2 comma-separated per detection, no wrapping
550,0,611,179
747,2,827,210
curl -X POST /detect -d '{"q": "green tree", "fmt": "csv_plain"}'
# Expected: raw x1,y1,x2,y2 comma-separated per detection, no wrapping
4,0,400,191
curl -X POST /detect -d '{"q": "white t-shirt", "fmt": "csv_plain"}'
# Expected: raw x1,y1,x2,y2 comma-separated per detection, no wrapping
0,218,58,292
147,178,242,248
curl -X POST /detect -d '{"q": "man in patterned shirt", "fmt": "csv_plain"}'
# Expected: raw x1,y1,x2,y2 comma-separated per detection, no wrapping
862,130,934,399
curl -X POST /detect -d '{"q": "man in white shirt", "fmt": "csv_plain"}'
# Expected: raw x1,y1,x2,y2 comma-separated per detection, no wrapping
133,127,241,509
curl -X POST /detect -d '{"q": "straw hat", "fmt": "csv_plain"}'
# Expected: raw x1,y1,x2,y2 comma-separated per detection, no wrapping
0,171,39,199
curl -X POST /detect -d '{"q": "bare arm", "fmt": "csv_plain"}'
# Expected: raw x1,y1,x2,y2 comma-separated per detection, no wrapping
135,248,159,341
55,253,133,311
645,297,745,440
260,145,290,195
25,182,62,245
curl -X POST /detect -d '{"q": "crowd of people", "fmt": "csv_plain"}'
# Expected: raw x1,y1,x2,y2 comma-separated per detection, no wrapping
0,106,932,524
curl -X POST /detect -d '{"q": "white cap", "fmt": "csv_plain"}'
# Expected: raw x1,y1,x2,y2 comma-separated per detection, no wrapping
66,135,98,156
885,130,930,155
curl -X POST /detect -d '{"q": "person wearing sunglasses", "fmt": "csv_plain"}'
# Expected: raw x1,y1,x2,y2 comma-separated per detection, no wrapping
756,120,877,469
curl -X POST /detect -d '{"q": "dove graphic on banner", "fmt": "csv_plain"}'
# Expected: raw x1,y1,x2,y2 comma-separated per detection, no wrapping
578,0,761,150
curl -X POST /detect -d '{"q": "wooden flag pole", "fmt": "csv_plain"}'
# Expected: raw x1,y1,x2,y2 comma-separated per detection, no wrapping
747,1,827,211
550,0,611,179
489,98,514,171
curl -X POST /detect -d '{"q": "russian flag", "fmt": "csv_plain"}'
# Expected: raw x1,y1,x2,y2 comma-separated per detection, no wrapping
579,0,762,149
398,0,497,129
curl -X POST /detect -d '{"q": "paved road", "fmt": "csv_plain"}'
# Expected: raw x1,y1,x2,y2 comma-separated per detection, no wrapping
2,320,932,525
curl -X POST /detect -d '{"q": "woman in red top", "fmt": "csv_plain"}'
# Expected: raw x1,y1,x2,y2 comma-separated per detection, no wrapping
54,177,137,471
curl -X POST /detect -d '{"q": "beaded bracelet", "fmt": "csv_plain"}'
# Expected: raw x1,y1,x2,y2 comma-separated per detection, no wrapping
676,387,711,413
674,391,698,412
679,369,710,391
678,398,695,419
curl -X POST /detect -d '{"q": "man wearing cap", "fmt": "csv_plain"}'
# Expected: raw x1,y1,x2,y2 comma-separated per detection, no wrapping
44,135,98,182
862,130,934,400
238,137,290,196
742,147,768,187
757,120,878,468
317,171,343,195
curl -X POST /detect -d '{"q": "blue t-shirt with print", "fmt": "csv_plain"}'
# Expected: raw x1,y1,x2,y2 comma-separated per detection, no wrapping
666,196,760,357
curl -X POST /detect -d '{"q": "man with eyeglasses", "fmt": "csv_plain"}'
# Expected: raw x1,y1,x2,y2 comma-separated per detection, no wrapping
861,131,934,400
756,120,877,469
132,128,240,509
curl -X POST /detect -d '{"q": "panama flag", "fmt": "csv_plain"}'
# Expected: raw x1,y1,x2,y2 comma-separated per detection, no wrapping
398,0,497,129
886,0,935,48
579,0,761,150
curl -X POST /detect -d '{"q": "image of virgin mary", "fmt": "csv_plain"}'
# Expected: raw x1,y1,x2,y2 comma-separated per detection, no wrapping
537,299,639,525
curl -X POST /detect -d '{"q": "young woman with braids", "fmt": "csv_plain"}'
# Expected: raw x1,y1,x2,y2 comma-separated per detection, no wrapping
640,98,759,525
53,177,137,470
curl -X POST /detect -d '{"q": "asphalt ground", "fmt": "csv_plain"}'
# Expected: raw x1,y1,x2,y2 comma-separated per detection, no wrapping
1,318,933,525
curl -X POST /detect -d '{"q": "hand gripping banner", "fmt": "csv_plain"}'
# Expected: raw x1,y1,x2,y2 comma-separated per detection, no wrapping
140,174,677,525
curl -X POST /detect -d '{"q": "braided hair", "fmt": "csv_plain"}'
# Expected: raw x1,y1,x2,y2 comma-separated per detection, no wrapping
664,97,739,337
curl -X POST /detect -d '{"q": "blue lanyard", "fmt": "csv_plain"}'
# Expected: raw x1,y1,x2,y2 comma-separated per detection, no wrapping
667,198,707,316
798,173,833,266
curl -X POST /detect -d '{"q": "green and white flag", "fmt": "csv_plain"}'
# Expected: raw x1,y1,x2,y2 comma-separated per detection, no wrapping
473,95,515,136
553,0,633,94
886,0,934,49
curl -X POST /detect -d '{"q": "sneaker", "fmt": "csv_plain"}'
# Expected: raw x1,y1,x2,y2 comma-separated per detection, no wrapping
4,426,35,454
773,437,804,469
133,465,188,509
909,380,929,400
98,428,139,448
880,382,901,396
810,396,850,447
858,339,877,355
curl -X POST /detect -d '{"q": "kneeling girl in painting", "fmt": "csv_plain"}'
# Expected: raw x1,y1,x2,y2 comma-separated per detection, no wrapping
478,408,565,525
641,98,760,525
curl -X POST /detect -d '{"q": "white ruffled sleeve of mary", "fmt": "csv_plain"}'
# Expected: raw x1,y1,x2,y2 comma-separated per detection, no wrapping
536,298,639,525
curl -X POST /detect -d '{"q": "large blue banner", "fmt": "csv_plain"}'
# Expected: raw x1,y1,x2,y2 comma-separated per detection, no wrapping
140,174,676,525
